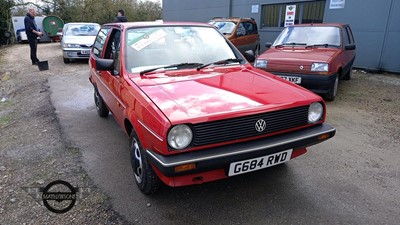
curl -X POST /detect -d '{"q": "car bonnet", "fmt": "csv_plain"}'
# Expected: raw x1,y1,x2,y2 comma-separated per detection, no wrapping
131,67,319,123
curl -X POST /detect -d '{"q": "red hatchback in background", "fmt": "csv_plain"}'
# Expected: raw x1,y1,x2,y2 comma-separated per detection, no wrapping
255,23,356,101
89,21,335,194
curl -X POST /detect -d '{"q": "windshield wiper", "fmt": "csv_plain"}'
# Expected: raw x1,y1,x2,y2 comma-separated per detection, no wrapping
140,63,203,75
196,58,243,71
306,44,339,48
275,42,307,48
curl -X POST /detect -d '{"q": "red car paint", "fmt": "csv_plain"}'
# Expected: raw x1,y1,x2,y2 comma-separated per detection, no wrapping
255,23,356,101
89,21,335,194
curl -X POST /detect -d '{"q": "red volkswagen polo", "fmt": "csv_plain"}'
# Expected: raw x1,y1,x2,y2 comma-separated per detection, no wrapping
89,21,336,194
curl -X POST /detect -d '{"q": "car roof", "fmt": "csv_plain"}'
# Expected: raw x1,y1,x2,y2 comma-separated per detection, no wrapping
290,23,348,28
210,17,255,23
65,22,100,25
103,21,213,29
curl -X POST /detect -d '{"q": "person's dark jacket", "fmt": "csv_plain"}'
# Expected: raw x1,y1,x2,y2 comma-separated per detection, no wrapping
24,13,38,39
114,16,128,22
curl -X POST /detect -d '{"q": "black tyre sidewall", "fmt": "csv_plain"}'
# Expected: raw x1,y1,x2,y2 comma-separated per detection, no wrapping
325,76,338,101
94,88,109,117
129,130,160,195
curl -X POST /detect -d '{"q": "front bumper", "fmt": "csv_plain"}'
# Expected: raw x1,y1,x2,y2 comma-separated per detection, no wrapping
274,72,337,94
146,124,335,177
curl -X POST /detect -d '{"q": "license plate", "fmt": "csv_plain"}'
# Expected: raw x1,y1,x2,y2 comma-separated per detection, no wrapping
279,75,301,84
81,50,90,55
228,149,292,176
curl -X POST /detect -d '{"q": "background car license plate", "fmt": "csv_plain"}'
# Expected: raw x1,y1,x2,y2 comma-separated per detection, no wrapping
279,75,301,84
81,50,90,55
228,149,292,176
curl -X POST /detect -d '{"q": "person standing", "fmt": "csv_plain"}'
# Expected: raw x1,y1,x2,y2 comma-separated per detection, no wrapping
24,7,42,65
114,9,128,22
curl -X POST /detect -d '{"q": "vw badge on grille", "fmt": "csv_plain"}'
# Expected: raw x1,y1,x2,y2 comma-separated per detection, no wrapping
300,65,304,70
255,119,266,132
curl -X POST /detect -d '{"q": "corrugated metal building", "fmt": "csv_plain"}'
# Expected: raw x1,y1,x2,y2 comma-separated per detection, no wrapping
162,0,400,73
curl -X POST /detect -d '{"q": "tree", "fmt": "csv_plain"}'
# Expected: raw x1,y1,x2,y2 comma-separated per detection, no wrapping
0,0,14,45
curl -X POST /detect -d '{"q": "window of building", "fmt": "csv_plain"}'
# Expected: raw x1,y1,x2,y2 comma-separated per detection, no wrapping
262,1,326,28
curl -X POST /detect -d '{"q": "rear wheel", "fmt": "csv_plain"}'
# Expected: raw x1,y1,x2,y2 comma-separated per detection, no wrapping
325,75,339,101
94,88,109,117
130,130,161,195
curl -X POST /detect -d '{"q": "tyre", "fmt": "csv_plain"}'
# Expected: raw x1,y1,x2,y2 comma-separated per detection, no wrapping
325,75,339,101
130,130,161,195
343,67,352,80
94,88,109,117
63,57,70,64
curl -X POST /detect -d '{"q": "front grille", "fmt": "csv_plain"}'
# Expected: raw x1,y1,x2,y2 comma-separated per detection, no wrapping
192,105,309,146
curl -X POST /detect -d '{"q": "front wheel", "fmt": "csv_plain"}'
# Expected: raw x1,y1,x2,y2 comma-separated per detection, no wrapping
130,130,161,195
254,44,260,57
94,88,109,117
325,76,339,101
63,57,70,64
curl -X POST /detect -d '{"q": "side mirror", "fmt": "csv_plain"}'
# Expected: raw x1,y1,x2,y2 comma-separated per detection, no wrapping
244,50,255,62
345,44,356,50
96,58,114,71
265,42,272,48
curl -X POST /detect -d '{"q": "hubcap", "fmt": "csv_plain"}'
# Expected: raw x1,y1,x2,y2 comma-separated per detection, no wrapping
132,138,143,183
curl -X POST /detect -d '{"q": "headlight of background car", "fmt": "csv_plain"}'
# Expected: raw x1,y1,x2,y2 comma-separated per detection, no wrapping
63,44,81,48
254,59,268,68
311,63,328,72
167,124,193,150
308,102,323,123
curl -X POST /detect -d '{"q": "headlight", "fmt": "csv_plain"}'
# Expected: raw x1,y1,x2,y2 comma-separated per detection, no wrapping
311,63,328,72
63,44,81,48
254,59,268,68
167,124,193,150
308,102,323,123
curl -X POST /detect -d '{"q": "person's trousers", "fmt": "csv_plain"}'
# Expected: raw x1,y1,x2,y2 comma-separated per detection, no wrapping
28,37,39,64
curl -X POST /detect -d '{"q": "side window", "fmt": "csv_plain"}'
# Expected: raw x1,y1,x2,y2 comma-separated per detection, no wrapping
236,23,246,36
342,27,350,45
104,29,122,75
93,28,110,57
244,22,256,35
345,27,354,44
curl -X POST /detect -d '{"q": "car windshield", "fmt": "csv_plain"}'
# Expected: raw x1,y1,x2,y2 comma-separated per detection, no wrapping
125,26,238,73
273,26,341,47
208,21,236,34
65,24,100,36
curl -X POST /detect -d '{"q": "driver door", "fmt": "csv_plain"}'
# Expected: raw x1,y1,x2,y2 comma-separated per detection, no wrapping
96,28,126,127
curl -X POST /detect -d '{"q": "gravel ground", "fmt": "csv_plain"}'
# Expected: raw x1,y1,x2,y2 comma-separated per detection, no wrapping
0,44,130,224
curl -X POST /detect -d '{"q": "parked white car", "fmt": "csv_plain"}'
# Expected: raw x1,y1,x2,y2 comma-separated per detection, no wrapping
60,22,100,63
